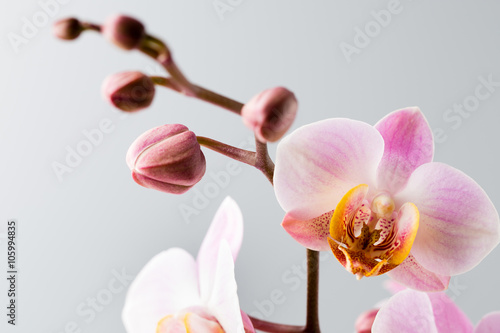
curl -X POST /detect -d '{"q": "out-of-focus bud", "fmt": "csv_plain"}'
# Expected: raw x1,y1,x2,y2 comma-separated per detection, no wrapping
126,124,206,194
102,71,155,112
241,87,298,143
102,14,145,50
156,308,224,332
355,308,379,333
53,18,83,40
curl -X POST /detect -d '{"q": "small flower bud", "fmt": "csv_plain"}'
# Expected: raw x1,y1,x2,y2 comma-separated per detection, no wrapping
53,18,83,40
241,87,298,142
102,71,155,112
102,14,145,50
355,308,379,333
126,124,206,194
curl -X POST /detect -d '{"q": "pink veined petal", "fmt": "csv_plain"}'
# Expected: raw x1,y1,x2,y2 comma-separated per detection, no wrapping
387,253,450,292
475,311,500,333
281,210,333,251
197,197,244,304
427,292,474,333
395,162,500,276
122,249,201,333
372,289,438,333
375,107,434,195
206,241,245,333
274,118,384,220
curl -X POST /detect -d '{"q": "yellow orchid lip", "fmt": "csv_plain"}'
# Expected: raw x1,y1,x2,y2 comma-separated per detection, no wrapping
328,184,419,279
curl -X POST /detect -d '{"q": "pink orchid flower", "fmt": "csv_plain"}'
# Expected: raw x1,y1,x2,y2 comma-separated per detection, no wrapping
274,107,500,291
122,197,255,333
370,289,500,333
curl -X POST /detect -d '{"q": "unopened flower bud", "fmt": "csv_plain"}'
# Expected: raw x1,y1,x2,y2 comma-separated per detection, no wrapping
53,18,83,40
102,71,155,112
241,87,298,142
126,124,206,194
355,308,379,333
102,14,145,50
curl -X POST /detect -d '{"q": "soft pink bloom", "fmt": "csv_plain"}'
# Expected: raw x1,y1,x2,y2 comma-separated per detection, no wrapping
122,197,255,333
274,107,500,291
371,289,500,333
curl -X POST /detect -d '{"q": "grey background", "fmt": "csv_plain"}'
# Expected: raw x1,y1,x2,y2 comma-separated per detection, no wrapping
1,0,500,332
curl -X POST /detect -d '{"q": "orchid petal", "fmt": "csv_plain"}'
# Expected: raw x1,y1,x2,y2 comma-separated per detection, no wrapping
329,184,368,242
395,162,500,276
198,197,243,303
281,211,333,251
122,249,201,333
428,292,473,333
375,107,433,194
206,241,245,333
274,118,384,220
475,311,500,333
372,289,438,333
386,202,419,266
388,253,450,291
241,311,256,333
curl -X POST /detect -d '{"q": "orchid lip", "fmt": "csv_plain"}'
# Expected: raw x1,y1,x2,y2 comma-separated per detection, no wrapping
328,184,419,278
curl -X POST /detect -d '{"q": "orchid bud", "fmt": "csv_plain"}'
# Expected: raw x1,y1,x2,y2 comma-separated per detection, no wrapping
102,71,155,112
355,308,379,333
126,124,206,194
102,14,145,50
241,87,298,142
53,18,83,40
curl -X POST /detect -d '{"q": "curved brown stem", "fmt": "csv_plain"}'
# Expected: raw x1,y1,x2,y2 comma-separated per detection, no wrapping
249,317,305,333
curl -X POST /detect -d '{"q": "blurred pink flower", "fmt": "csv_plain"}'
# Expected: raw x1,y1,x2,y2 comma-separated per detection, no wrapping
122,197,254,333
370,289,500,333
274,107,500,291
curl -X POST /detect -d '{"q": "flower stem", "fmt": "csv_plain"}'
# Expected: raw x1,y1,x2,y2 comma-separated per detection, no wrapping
196,136,256,166
255,138,275,185
152,76,243,114
305,249,321,332
196,136,274,184
248,317,305,333
248,249,321,333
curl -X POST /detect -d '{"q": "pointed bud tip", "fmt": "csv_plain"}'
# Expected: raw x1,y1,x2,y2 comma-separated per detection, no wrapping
53,18,83,40
102,14,145,50
127,124,206,194
102,71,155,112
242,87,298,142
